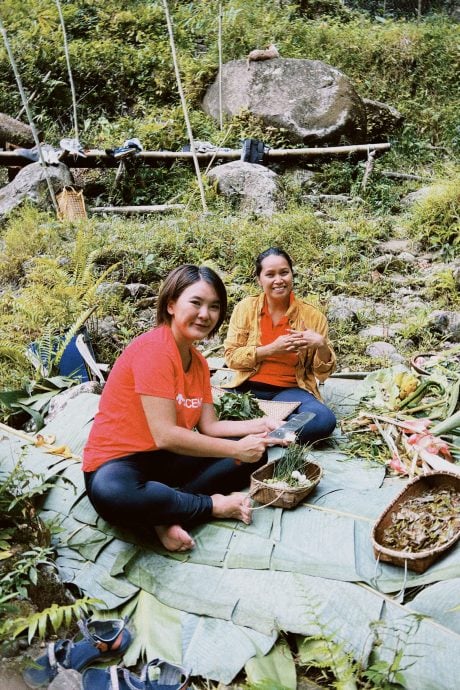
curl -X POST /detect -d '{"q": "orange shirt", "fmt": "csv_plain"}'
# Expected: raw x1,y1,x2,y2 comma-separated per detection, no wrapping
250,295,298,387
83,325,213,472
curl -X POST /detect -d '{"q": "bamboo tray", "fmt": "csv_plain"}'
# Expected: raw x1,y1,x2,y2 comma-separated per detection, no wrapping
250,460,322,509
372,472,460,573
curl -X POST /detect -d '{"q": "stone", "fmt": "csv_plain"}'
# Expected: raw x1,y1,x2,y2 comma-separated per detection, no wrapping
428,310,460,342
207,161,281,215
365,341,404,363
124,282,155,299
48,668,82,690
0,162,73,221
362,98,404,142
400,186,433,208
202,58,366,145
0,112,35,148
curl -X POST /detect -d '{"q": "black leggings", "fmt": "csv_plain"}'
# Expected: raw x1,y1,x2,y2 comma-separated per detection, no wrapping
84,450,265,530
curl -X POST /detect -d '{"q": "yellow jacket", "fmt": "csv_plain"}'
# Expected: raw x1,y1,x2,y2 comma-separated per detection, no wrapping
223,293,336,400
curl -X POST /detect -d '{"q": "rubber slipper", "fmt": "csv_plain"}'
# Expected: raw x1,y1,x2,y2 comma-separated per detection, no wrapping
23,617,131,688
141,659,189,690
82,665,140,690
82,660,189,690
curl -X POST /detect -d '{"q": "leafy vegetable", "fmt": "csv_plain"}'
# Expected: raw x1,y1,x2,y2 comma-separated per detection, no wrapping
214,391,264,421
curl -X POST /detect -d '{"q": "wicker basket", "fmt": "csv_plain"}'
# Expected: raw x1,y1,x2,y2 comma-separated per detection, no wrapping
372,472,460,573
250,460,322,509
57,186,87,221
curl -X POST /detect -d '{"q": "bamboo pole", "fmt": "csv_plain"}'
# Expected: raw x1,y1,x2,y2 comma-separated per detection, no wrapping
55,0,79,145
0,17,59,213
0,142,392,168
161,0,208,212
89,204,185,214
218,2,223,131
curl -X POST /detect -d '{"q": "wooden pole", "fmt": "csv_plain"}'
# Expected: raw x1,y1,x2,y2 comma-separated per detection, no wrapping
55,0,79,144
161,0,208,212
218,2,223,131
0,17,59,213
0,142,391,169
89,204,185,214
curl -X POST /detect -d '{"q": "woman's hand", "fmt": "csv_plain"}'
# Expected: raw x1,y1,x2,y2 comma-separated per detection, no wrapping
234,433,281,463
287,328,326,350
267,333,304,355
248,416,280,434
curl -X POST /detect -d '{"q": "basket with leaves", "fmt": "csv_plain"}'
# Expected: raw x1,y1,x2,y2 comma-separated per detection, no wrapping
250,443,322,509
213,390,264,421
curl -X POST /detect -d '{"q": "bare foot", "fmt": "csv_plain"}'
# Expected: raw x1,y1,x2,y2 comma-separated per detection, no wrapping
211,493,252,525
155,524,195,552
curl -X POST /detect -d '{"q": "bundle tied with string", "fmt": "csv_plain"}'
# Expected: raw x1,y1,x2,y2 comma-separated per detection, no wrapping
250,460,322,509
57,186,87,221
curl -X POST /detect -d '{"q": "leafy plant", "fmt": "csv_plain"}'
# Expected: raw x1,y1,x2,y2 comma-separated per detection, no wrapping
271,443,311,486
214,391,264,420
5,596,102,643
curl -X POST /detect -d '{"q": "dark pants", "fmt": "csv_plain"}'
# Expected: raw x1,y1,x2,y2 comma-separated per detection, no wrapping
84,450,265,530
234,382,336,445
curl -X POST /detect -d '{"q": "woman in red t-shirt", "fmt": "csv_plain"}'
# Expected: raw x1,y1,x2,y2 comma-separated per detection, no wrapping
83,265,283,552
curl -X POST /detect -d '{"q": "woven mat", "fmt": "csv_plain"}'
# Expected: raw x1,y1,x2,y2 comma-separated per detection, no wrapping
211,386,300,422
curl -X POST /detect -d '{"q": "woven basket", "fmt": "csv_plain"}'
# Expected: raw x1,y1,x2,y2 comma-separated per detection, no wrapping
57,186,87,221
372,472,460,573
250,460,322,509
211,386,300,422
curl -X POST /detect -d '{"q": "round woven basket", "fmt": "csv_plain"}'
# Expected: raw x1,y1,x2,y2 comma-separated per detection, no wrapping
250,461,322,509
372,472,460,573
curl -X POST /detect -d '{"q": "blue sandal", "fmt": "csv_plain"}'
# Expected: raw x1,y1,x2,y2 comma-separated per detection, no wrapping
23,617,131,688
82,659,189,690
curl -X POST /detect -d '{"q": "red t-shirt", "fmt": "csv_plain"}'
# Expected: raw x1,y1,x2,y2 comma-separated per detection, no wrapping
83,325,213,472
250,295,298,387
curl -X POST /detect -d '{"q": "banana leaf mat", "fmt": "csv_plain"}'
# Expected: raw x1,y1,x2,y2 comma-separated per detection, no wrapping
1,379,459,688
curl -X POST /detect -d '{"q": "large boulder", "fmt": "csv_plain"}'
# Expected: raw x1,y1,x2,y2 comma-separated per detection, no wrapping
207,160,282,215
202,58,367,145
0,112,35,148
0,162,73,221
362,98,404,143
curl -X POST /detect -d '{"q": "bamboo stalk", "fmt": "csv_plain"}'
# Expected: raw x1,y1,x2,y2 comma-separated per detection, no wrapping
161,0,207,212
89,204,185,214
0,142,392,169
0,18,59,213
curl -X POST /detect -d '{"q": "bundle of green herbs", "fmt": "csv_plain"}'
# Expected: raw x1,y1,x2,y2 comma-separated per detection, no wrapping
268,443,313,488
214,391,264,421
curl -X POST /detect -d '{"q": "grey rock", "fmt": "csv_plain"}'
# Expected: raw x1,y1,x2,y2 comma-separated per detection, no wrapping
207,161,281,215
365,341,404,363
0,162,73,221
95,281,127,299
362,98,404,143
48,668,82,690
97,316,119,339
400,186,433,208
46,382,103,423
377,239,418,254
0,112,35,147
359,324,403,338
428,310,460,342
124,283,155,299
202,59,366,145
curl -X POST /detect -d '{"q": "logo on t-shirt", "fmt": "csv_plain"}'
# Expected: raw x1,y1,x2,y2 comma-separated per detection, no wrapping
176,393,203,409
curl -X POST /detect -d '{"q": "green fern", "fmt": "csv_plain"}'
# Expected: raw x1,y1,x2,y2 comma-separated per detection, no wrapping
5,597,103,643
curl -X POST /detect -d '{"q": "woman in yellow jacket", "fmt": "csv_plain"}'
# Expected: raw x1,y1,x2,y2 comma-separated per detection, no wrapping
224,247,337,444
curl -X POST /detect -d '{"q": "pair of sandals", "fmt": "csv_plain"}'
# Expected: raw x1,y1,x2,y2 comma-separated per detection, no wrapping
22,617,189,690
